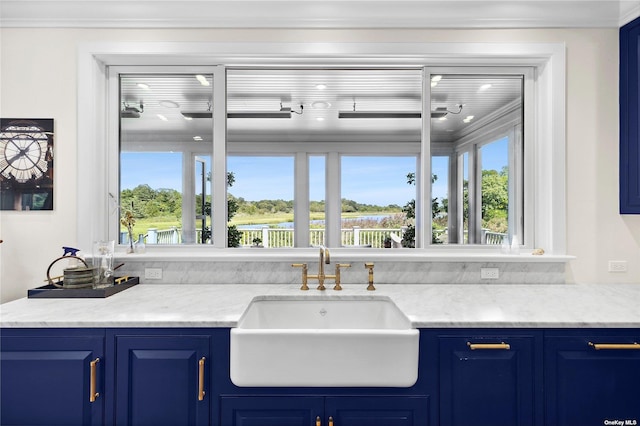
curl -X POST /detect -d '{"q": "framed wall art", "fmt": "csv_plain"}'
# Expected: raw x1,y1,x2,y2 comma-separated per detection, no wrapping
0,118,54,211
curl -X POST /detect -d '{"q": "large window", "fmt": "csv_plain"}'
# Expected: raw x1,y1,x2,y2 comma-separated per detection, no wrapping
114,68,531,249
118,73,215,246
428,72,526,246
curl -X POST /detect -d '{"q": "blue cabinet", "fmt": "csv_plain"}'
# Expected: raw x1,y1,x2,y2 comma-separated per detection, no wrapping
111,331,211,426
4,326,640,426
220,395,429,426
620,16,640,213
0,329,105,426
545,331,640,426
326,396,429,425
437,331,543,426
220,396,324,426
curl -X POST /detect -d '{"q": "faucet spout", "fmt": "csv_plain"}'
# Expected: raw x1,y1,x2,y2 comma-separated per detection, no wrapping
316,245,330,290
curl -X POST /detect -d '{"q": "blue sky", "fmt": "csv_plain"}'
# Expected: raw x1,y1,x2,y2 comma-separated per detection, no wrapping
121,137,508,205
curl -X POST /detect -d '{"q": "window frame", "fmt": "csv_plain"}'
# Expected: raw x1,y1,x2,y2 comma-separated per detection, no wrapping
423,67,533,248
77,41,566,257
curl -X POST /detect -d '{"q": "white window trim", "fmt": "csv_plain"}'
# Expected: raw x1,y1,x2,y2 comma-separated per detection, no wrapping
77,41,567,259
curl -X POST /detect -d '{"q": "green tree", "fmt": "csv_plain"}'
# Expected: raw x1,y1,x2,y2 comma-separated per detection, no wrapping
461,167,509,233
402,172,442,247
481,168,509,222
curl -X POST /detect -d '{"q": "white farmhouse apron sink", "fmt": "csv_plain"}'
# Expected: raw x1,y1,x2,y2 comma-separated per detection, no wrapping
230,296,419,387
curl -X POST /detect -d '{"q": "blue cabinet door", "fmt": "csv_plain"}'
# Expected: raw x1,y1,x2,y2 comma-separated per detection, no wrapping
220,395,428,426
0,329,104,426
220,396,324,426
620,16,640,213
438,333,542,426
113,334,210,426
545,332,640,426
326,396,429,426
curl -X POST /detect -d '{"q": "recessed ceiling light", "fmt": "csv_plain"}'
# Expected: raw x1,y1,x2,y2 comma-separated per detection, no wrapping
315,84,327,90
463,115,475,123
195,75,210,87
157,114,168,121
183,116,193,121
316,117,325,122
311,101,331,109
137,83,150,90
479,83,492,91
431,75,442,82
159,100,180,108
193,136,203,141
438,116,447,121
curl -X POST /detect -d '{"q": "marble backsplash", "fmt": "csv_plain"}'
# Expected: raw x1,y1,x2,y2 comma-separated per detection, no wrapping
115,259,566,286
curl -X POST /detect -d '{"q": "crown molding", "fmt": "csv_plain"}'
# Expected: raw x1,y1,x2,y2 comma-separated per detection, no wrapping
1,0,638,29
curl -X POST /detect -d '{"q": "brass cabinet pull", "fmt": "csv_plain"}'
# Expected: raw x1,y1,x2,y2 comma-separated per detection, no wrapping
328,416,334,426
89,358,100,402
589,342,640,350
467,342,511,350
198,357,206,401
316,416,322,426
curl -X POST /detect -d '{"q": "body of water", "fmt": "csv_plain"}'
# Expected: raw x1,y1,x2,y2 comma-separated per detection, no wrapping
237,214,393,229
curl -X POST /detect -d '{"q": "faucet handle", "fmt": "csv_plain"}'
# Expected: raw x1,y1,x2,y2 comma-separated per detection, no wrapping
291,263,309,290
365,262,375,291
333,263,351,291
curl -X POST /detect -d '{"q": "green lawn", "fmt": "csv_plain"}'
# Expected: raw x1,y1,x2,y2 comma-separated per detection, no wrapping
123,211,399,236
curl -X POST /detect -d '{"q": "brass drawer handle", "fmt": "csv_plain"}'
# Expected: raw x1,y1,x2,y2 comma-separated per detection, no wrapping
467,342,511,350
198,357,206,401
89,358,100,402
589,342,640,350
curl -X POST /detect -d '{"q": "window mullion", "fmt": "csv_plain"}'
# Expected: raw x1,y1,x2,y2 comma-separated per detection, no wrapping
325,152,341,247
212,65,227,248
294,152,310,248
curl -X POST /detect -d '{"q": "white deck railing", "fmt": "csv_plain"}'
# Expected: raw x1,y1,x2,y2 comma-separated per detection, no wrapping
122,226,506,247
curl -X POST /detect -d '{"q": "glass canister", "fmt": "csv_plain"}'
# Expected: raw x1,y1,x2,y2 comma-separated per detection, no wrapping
92,240,115,288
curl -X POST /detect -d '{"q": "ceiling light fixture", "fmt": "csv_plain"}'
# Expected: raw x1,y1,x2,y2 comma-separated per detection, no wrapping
159,100,180,108
157,114,168,121
339,103,462,119
228,103,302,119
120,101,144,118
315,84,327,90
137,83,150,90
311,101,331,109
183,102,300,119
193,136,203,141
195,75,211,87
463,115,475,123
181,111,213,119
339,111,422,119
479,83,492,91
182,101,213,119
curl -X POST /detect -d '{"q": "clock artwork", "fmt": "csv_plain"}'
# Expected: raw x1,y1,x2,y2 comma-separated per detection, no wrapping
0,118,54,211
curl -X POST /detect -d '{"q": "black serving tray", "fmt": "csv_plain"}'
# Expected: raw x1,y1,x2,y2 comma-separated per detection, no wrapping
28,277,139,299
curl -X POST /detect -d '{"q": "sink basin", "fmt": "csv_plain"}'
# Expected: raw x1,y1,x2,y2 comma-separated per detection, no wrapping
230,296,419,387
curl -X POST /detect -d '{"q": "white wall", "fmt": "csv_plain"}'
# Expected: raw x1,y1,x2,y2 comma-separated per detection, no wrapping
1,28,637,303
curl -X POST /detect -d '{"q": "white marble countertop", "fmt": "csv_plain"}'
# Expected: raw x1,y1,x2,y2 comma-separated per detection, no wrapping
1,283,639,328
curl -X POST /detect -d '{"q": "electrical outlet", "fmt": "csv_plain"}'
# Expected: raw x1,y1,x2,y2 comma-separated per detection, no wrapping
481,267,500,279
608,261,628,273
144,268,163,280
